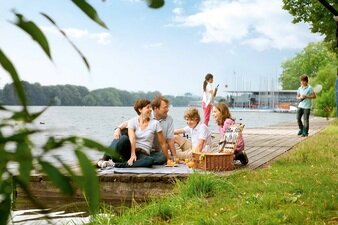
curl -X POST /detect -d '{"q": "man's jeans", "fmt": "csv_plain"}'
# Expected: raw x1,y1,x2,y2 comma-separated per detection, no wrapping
297,107,310,134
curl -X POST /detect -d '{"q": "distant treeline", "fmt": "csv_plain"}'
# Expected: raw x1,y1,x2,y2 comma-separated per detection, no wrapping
0,81,200,107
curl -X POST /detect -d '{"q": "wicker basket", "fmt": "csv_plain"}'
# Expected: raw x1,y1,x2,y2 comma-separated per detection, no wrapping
192,152,234,171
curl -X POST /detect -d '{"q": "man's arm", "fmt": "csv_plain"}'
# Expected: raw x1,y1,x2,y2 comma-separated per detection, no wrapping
167,138,177,160
114,120,128,139
157,131,170,161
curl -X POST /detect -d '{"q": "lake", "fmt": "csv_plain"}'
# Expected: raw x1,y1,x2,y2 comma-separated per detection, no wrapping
2,106,296,165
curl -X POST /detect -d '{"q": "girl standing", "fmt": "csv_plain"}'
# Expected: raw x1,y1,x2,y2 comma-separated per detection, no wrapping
202,73,218,126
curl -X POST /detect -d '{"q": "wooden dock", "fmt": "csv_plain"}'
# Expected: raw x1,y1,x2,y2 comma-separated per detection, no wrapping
244,116,330,169
14,117,332,210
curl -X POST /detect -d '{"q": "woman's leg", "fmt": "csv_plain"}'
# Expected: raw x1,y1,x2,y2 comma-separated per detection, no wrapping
107,135,131,162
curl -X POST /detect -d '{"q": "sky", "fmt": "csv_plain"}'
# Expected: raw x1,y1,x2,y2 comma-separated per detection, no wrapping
0,0,322,96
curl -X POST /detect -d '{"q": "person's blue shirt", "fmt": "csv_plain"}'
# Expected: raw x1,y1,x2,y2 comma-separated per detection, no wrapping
297,85,314,109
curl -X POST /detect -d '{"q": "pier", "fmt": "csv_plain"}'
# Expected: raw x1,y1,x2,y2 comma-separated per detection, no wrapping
14,117,331,210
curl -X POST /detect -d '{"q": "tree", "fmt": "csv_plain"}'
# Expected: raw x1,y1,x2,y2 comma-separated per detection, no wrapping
280,41,337,117
0,1,165,224
280,42,337,90
282,0,338,48
314,87,336,118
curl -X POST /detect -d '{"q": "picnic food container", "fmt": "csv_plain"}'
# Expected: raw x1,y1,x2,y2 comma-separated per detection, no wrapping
192,152,234,171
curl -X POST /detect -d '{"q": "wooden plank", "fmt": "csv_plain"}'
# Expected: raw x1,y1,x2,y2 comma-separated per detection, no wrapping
247,146,282,165
248,146,290,169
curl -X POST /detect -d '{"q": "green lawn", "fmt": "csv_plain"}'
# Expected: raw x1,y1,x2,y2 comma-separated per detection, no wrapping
90,119,338,225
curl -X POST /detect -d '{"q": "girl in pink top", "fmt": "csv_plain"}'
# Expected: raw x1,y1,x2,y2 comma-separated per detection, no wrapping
212,102,248,165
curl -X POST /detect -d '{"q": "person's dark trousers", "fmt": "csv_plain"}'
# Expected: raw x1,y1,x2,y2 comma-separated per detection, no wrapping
103,135,131,162
149,151,167,165
113,151,154,168
297,107,311,134
104,135,155,168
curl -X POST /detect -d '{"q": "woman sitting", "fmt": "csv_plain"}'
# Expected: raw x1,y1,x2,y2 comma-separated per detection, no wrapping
174,107,212,160
97,99,169,168
212,102,248,165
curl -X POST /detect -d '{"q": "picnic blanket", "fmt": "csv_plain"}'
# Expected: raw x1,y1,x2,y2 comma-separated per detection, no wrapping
98,164,193,175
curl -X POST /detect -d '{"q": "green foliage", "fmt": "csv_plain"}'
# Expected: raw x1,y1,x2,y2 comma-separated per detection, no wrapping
41,13,91,71
314,87,336,118
39,160,74,196
0,81,199,106
279,42,336,90
147,0,165,9
13,12,52,60
0,177,12,225
282,0,338,48
0,50,27,111
75,149,100,214
71,0,108,29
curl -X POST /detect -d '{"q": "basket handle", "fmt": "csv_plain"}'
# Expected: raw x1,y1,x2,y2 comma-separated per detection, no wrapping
218,139,227,153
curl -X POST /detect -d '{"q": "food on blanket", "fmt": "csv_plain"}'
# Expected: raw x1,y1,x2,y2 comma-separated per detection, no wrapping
166,160,176,167
184,159,189,164
175,158,180,164
186,161,195,168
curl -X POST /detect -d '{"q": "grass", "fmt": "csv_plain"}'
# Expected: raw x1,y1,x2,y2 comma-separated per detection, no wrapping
88,119,338,225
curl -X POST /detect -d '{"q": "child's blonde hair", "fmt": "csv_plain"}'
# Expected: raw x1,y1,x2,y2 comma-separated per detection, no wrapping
184,107,200,122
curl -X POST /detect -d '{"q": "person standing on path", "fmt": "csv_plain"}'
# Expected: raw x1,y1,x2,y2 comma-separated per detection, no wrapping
296,75,316,137
202,73,218,126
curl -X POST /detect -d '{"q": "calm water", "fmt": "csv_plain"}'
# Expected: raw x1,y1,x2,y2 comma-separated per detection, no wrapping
2,106,296,165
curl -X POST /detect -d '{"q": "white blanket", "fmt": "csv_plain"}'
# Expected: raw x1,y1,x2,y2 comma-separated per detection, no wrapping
98,164,193,175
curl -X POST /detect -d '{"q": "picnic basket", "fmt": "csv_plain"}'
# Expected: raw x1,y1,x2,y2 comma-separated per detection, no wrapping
192,123,244,171
192,152,234,171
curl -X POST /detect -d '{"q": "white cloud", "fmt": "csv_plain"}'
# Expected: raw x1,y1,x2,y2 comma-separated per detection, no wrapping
63,28,88,38
89,32,112,45
177,0,322,51
173,7,184,17
41,26,111,45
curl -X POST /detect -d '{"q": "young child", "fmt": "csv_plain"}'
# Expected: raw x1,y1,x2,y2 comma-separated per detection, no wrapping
202,73,218,126
296,75,316,137
212,102,248,165
174,107,212,159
